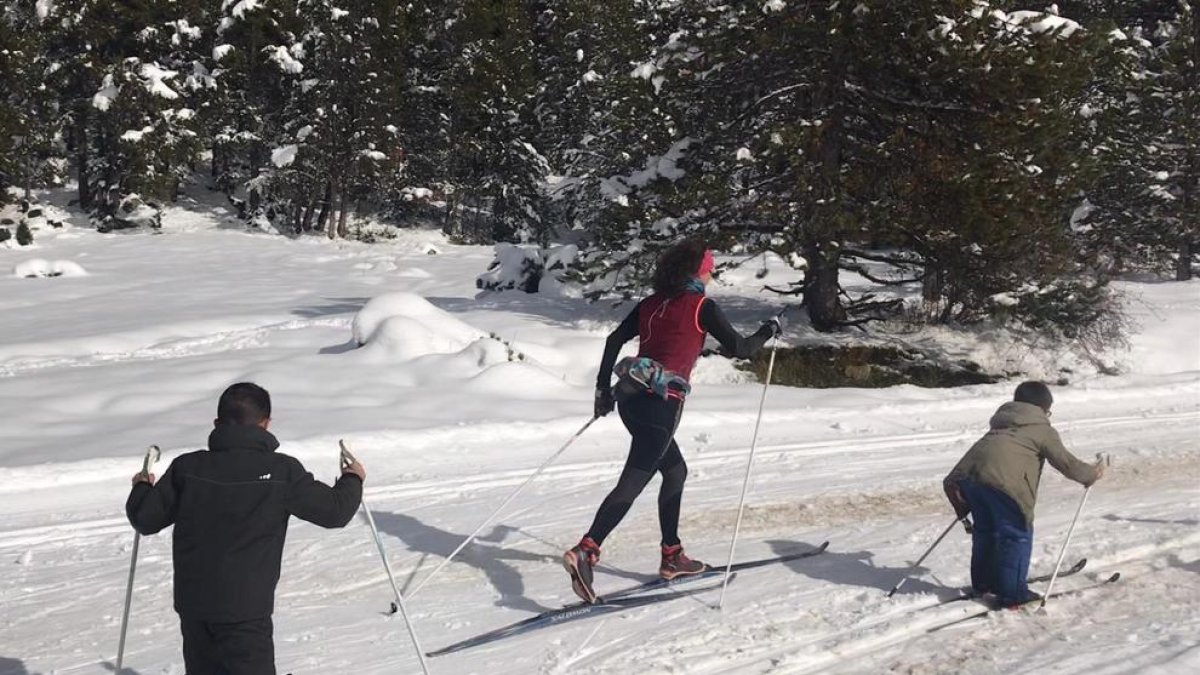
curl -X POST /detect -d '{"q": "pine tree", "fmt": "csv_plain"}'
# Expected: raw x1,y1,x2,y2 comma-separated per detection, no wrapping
1079,1,1200,280
1,2,65,201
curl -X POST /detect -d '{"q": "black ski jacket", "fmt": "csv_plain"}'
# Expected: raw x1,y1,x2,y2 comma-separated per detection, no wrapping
125,424,362,622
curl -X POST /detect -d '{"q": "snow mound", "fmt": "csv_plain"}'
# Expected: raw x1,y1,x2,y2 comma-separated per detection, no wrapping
13,259,88,278
351,292,486,354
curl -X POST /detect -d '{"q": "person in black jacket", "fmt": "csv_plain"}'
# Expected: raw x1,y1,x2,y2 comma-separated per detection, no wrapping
126,383,365,675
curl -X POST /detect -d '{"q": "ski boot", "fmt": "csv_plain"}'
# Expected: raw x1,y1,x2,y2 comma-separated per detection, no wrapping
659,543,709,580
563,537,601,603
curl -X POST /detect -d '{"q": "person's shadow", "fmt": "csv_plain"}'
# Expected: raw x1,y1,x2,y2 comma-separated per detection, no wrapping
371,512,564,613
98,661,143,675
766,540,954,598
0,657,33,675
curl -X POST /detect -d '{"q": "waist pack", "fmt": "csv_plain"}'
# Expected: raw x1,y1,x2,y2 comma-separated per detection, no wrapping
613,356,692,402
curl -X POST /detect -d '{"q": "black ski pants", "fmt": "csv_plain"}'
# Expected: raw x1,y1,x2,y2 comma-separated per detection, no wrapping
180,616,275,675
586,393,687,547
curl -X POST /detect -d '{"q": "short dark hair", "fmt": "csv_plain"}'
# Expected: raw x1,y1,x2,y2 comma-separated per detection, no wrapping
652,238,707,295
217,383,271,425
1013,380,1053,411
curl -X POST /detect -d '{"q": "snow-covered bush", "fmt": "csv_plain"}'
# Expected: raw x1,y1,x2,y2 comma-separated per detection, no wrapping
13,259,88,278
351,292,485,350
0,199,64,247
477,243,580,296
96,193,162,233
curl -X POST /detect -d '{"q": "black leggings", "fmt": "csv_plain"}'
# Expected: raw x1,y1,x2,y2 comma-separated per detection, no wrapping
586,393,687,547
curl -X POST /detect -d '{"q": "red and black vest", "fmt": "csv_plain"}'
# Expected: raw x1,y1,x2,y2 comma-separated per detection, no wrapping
637,292,707,382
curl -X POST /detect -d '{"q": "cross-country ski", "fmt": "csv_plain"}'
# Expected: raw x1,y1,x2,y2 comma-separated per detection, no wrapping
429,542,830,657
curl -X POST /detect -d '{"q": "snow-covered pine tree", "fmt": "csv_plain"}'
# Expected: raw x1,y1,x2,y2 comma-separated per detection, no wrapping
1081,1,1198,280
254,0,408,237
39,0,209,229
420,0,548,244
0,2,64,202
886,3,1116,339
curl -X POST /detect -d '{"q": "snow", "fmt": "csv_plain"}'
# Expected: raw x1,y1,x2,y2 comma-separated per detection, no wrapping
271,144,299,167
227,0,263,20
993,9,1083,38
599,138,691,199
268,45,304,74
120,126,154,142
351,292,485,349
35,0,55,21
92,75,118,111
0,191,1197,674
736,147,753,161
11,258,88,278
141,63,181,99
763,0,787,12
213,44,235,61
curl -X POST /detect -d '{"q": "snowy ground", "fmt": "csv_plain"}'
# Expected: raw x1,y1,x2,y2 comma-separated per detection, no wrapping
1,193,1198,675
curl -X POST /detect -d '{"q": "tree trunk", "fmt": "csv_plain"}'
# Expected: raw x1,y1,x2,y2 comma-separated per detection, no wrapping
76,108,91,210
316,181,333,235
336,190,350,239
301,199,316,233
802,241,846,332
1180,150,1197,281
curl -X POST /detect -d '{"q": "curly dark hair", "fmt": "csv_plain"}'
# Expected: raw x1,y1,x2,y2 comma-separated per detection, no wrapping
652,239,707,295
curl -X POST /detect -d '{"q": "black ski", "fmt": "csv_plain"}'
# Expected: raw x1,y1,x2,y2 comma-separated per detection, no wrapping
916,557,1088,610
926,571,1121,633
600,540,830,602
426,541,829,657
427,574,734,657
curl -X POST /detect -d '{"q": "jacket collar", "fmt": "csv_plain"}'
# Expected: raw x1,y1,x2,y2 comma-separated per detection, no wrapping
207,424,280,453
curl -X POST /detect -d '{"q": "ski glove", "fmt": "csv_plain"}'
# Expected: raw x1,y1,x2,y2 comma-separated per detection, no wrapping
594,387,615,418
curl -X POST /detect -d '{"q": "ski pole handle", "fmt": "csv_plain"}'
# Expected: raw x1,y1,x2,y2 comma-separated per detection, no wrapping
339,440,358,467
141,445,161,475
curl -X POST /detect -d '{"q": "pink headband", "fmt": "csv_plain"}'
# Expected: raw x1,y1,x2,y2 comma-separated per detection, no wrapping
697,250,715,277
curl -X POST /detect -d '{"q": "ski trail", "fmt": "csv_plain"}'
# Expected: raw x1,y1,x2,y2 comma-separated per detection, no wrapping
0,316,350,377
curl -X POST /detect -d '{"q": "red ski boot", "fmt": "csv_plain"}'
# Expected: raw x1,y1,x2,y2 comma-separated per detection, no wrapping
659,544,709,580
562,537,601,603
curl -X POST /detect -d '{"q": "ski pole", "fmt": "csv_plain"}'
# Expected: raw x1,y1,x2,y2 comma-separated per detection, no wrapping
1040,454,1108,608
340,441,431,675
116,444,161,674
718,318,785,610
409,416,597,598
886,515,969,598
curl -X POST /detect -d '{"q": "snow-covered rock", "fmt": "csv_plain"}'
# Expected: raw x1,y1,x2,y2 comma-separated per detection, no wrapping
13,259,88,278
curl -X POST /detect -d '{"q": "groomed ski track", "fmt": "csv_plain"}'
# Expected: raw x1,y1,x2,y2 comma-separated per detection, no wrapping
1,401,1197,674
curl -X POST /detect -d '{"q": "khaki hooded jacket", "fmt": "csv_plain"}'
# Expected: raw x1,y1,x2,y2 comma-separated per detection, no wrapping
945,401,1099,527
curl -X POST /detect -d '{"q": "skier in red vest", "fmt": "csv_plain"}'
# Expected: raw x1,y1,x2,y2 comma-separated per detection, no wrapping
563,239,783,603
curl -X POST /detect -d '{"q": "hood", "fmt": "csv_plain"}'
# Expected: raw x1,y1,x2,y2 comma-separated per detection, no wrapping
207,424,280,453
988,400,1049,430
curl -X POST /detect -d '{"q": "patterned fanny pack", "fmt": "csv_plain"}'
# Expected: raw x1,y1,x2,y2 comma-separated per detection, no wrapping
613,356,692,401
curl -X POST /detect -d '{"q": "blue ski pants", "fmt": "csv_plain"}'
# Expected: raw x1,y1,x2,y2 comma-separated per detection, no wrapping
958,480,1034,605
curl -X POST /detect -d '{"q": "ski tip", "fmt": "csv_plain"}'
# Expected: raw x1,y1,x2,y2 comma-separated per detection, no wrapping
1107,572,1121,582
816,540,831,552
390,602,399,614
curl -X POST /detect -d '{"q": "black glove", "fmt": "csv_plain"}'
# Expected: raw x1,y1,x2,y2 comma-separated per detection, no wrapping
594,387,615,418
763,315,786,338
